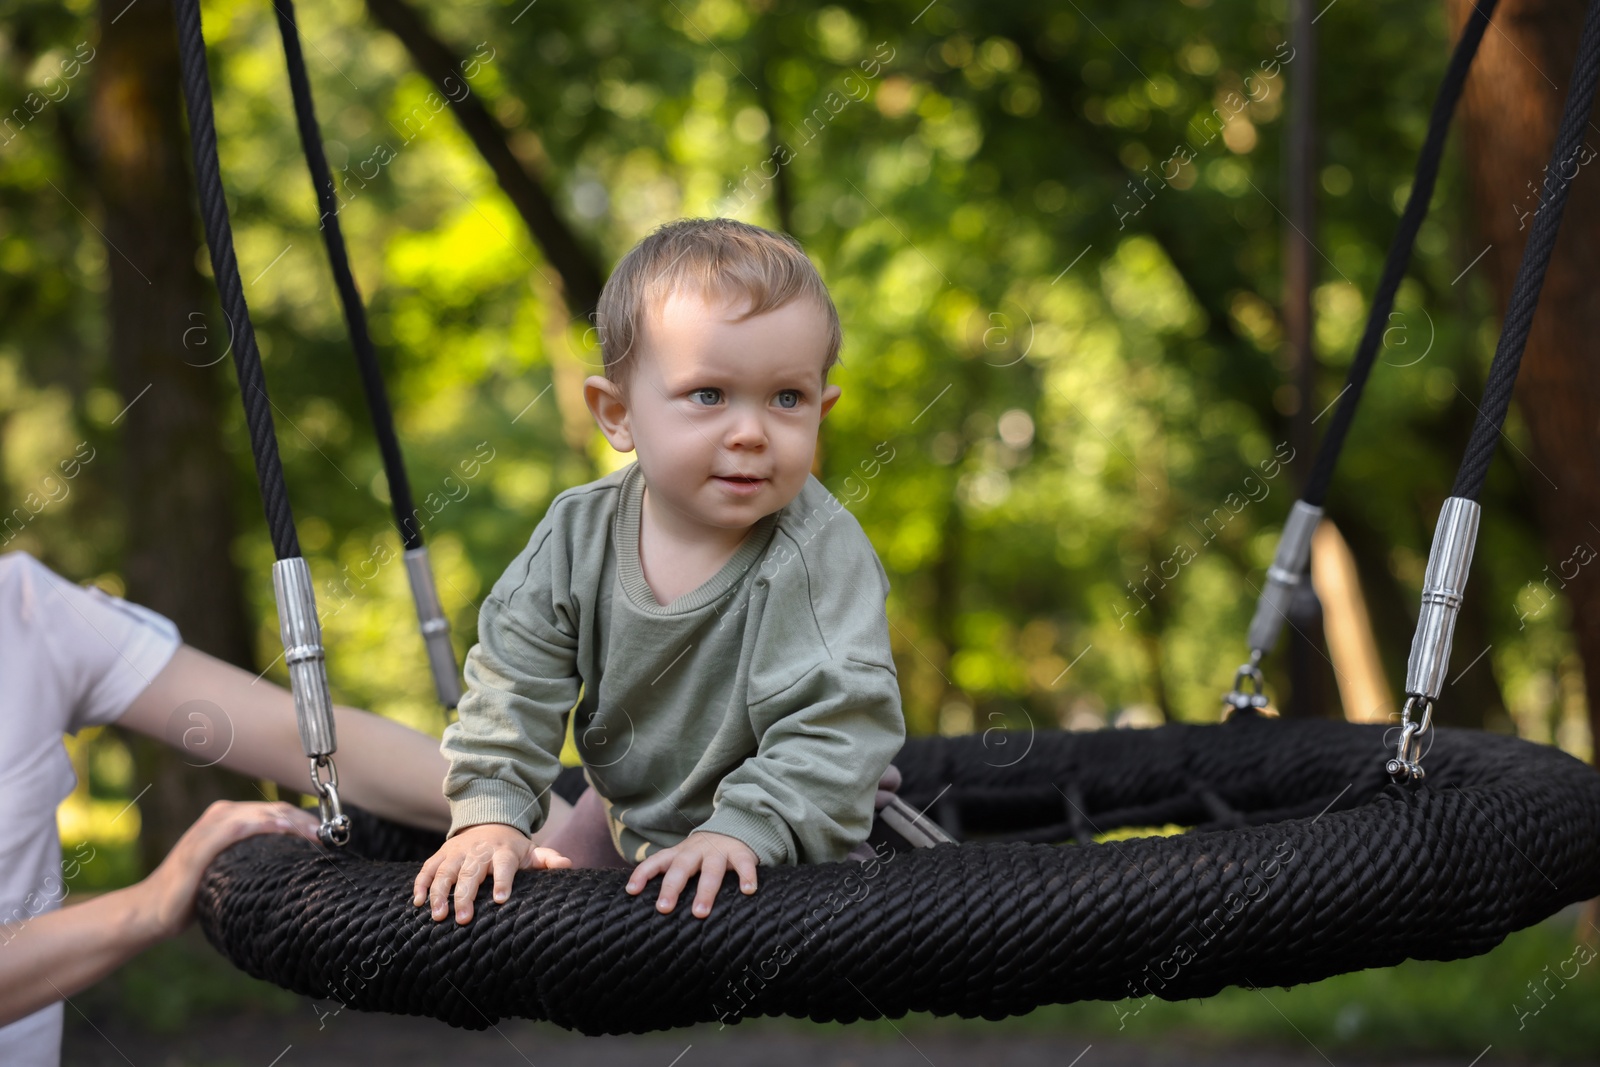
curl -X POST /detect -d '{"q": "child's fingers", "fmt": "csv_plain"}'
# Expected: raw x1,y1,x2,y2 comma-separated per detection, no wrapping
689,852,726,919
528,845,571,870
732,851,759,895
427,853,465,922
652,853,702,915
413,850,446,906
452,853,488,924
625,851,669,895
490,847,520,904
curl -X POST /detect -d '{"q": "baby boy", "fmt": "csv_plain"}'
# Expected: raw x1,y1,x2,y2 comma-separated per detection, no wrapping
413,217,905,925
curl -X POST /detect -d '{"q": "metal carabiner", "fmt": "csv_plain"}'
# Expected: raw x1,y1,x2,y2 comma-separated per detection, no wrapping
1385,695,1434,783
1221,652,1276,720
310,754,352,847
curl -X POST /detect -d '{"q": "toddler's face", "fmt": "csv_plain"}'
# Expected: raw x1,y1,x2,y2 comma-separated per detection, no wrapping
585,288,840,534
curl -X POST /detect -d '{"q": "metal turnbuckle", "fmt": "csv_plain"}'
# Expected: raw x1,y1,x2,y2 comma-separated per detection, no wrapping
1405,498,1480,702
1386,695,1434,783
1246,501,1324,656
273,557,347,845
1221,653,1277,720
310,754,351,847
403,546,463,709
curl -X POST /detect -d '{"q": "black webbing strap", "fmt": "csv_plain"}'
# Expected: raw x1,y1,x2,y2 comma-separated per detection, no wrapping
176,0,354,843
1234,1,1501,677
1390,0,1600,781
1301,0,1498,508
172,0,300,561
272,0,424,550
272,0,463,710
1450,0,1600,499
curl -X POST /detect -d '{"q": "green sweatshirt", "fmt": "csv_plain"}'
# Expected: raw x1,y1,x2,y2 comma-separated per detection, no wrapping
440,459,906,866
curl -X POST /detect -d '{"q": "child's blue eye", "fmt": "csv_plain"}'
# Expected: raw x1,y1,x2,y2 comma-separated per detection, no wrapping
690,388,721,405
776,390,801,409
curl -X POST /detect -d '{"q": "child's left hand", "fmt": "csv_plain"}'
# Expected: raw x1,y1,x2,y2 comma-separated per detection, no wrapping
625,830,757,919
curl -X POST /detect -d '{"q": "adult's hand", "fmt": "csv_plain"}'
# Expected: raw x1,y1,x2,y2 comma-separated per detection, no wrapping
0,800,317,1028
136,800,320,940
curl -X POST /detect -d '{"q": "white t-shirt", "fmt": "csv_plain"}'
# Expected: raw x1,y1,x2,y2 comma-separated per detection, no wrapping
0,551,182,1066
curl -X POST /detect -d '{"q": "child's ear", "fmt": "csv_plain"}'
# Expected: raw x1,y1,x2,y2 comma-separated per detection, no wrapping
818,384,842,421
584,375,635,452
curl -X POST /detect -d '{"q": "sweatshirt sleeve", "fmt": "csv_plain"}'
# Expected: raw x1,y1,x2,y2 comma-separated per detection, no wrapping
693,531,906,866
693,654,905,865
440,526,580,838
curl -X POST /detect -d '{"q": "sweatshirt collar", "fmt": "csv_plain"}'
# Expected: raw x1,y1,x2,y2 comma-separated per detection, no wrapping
614,461,779,616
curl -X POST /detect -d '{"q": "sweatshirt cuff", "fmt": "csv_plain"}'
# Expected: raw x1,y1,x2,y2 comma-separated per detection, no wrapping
695,804,794,866
446,779,543,838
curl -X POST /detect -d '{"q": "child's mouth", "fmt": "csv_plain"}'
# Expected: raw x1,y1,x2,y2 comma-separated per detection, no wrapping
713,475,766,495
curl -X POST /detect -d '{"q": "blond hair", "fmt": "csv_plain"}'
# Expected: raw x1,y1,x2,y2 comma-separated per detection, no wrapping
594,217,842,394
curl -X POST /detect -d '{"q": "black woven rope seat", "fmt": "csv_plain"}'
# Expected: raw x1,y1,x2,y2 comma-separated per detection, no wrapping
194,718,1600,1034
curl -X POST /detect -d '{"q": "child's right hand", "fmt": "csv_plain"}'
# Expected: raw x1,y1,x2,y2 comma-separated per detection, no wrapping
412,823,571,925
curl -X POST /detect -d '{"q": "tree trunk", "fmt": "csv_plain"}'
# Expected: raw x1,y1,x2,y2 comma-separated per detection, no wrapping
90,0,260,872
1445,0,1600,758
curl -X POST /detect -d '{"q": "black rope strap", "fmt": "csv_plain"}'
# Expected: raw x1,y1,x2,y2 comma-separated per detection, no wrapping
172,0,300,560
1247,0,1588,684
1301,0,1498,507
272,0,424,550
196,721,1600,1032
1452,0,1600,499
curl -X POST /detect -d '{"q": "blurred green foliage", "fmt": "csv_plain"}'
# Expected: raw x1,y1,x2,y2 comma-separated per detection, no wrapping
1,0,1590,873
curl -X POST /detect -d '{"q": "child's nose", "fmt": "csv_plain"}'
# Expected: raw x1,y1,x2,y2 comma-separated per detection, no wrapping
725,410,768,448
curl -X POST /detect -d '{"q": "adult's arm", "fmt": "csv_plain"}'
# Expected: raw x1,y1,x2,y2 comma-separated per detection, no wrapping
116,644,575,840
0,800,317,1028
117,645,455,833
